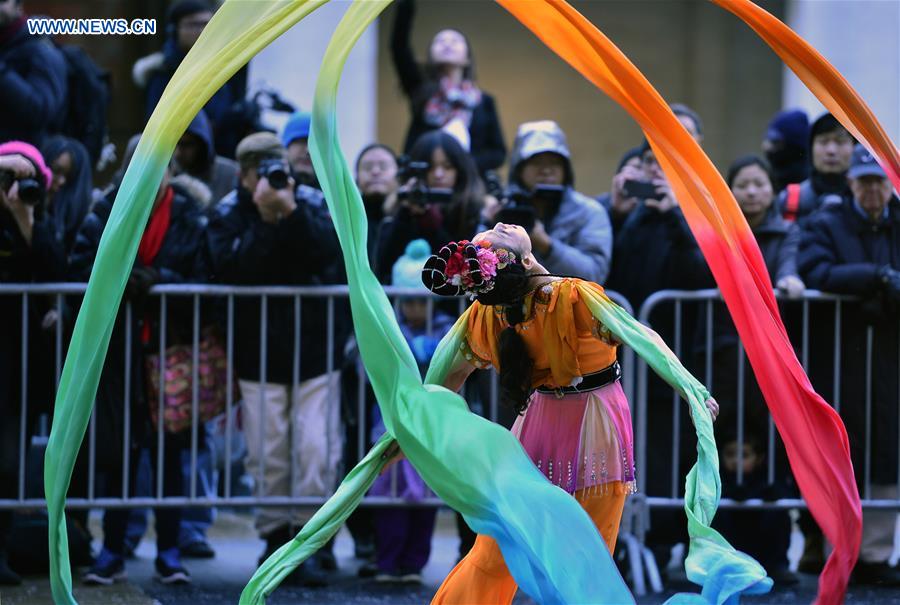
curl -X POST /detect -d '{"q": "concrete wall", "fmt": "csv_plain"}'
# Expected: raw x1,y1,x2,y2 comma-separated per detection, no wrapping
784,0,900,145
249,2,379,170
376,0,787,195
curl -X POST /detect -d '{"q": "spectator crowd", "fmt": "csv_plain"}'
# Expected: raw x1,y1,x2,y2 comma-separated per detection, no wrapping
1,0,899,593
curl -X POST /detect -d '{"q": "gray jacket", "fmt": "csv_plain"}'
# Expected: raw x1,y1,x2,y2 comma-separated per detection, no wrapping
509,120,613,283
540,188,612,283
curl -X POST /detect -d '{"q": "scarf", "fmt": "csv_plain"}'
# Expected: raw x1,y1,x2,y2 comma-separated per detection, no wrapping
423,76,482,129
137,186,173,266
137,186,173,344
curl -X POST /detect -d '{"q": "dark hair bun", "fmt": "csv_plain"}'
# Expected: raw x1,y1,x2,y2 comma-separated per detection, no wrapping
422,241,485,296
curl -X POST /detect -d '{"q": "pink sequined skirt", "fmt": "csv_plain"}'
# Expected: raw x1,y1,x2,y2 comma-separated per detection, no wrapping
511,382,636,494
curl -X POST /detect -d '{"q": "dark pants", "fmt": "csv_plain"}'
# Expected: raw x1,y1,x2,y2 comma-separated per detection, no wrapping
101,436,185,555
374,507,437,573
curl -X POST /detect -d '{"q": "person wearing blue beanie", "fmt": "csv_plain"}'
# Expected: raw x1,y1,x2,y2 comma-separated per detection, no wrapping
281,111,318,189
367,239,452,583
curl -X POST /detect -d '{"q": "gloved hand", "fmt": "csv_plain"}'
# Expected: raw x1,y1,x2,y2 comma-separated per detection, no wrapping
878,265,900,303
125,265,160,301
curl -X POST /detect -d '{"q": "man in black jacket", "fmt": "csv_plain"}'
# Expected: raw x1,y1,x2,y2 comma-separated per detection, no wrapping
0,0,68,146
204,133,348,585
799,144,900,586
776,112,854,224
70,163,206,586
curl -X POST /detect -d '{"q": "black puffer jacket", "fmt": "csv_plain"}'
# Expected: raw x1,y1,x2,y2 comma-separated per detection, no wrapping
798,197,900,484
68,183,207,464
204,186,349,383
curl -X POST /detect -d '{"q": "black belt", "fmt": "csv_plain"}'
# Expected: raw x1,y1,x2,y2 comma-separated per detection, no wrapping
535,361,621,397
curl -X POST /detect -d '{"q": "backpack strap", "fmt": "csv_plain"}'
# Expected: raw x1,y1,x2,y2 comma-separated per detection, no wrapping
782,183,801,223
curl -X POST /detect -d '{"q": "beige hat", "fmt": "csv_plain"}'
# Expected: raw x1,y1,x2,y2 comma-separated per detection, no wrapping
235,132,286,169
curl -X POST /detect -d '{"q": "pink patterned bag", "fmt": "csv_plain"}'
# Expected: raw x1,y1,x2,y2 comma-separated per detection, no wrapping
145,326,239,434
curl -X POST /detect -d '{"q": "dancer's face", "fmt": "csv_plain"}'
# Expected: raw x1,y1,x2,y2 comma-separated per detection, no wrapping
473,222,530,258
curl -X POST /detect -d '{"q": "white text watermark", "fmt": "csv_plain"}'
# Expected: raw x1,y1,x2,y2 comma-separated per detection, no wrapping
27,18,157,36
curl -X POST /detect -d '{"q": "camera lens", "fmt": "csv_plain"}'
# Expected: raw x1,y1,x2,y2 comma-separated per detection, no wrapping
17,178,44,205
267,168,288,190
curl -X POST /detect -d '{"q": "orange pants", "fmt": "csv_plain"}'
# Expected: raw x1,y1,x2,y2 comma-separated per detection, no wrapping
431,483,627,605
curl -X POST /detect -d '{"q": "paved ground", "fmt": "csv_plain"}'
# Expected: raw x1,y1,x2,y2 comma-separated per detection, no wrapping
3,510,900,604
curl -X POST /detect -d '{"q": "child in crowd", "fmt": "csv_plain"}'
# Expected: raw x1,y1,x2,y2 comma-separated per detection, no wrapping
368,239,454,583
712,415,797,586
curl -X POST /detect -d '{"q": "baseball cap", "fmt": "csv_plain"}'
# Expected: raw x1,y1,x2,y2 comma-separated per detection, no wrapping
847,144,886,179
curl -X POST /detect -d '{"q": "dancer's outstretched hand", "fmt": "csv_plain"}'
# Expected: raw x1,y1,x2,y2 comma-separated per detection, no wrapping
380,440,406,475
704,397,719,422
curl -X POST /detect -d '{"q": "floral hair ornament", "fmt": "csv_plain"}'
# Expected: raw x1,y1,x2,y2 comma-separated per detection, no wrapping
422,239,518,298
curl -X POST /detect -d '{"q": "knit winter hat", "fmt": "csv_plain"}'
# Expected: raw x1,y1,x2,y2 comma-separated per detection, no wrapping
281,112,311,148
766,109,809,150
0,140,53,189
392,239,432,291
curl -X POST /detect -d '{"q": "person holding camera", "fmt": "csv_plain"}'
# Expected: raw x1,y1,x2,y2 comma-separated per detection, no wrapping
492,120,612,284
599,146,643,234
0,141,63,586
204,132,349,586
39,136,93,257
69,159,208,586
375,130,485,284
605,139,705,579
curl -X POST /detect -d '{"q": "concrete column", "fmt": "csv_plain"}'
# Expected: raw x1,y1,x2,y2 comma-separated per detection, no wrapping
784,0,900,143
248,2,379,166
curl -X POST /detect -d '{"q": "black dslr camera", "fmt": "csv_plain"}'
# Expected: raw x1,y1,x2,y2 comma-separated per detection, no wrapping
0,170,45,206
256,158,291,190
396,155,453,206
490,175,564,232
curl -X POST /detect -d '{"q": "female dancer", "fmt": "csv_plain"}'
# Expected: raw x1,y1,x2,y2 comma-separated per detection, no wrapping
416,222,719,604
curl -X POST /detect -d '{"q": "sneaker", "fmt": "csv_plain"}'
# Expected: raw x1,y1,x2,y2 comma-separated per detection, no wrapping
399,570,423,584
155,547,191,584
286,558,328,588
374,571,402,583
83,548,126,586
852,561,900,586
180,540,216,559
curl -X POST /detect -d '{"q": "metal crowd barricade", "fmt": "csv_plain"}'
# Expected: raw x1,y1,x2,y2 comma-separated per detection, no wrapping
0,280,648,595
635,288,900,512
0,283,634,507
